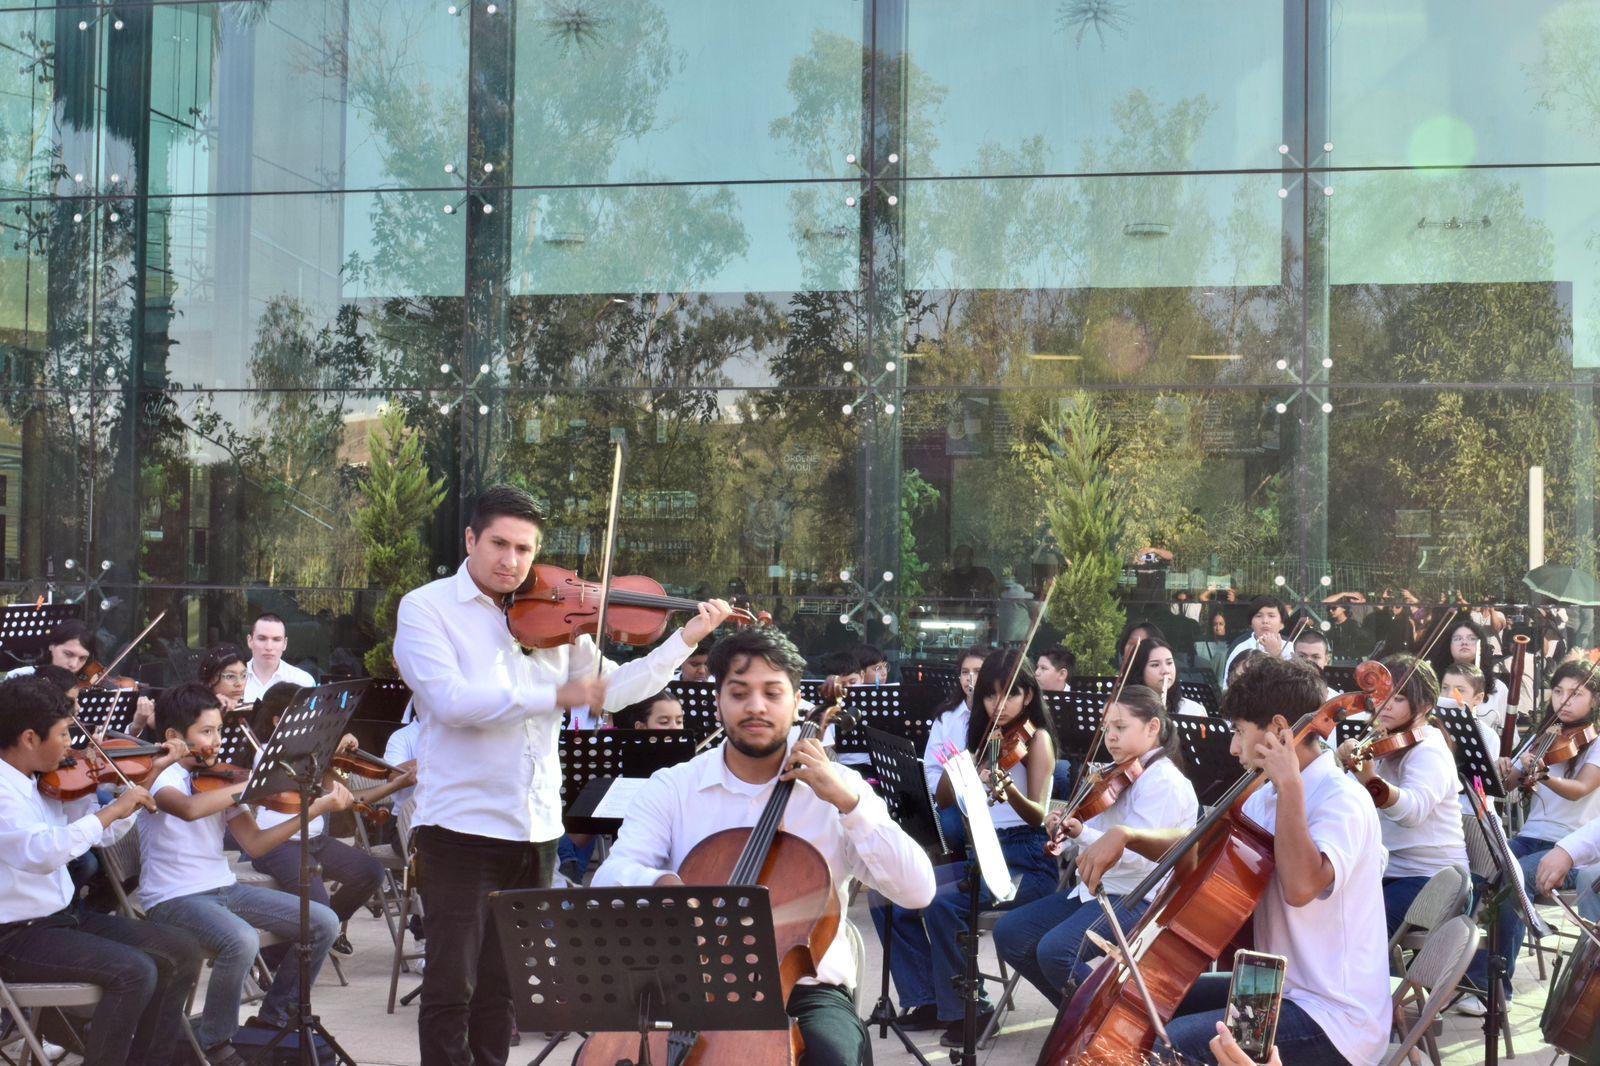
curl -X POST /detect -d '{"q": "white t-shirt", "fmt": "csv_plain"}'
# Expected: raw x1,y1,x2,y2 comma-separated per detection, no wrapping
1070,755,1198,902
384,721,421,815
1520,739,1600,843
1370,726,1468,879
1241,751,1390,1066
138,763,240,909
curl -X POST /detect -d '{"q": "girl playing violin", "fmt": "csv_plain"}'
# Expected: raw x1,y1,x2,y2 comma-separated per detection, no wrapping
3,618,94,679
199,643,249,714
910,651,1059,1045
1335,655,1467,935
993,684,1197,1005
1128,638,1208,717
1464,659,1600,1000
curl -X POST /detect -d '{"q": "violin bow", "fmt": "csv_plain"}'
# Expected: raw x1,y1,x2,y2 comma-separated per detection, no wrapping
85,608,168,689
1353,607,1455,745
68,712,139,790
590,439,626,727
974,577,1057,760
1061,635,1143,815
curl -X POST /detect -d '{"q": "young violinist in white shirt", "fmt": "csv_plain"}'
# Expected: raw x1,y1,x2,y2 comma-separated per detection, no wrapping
1078,656,1390,1066
993,683,1197,1004
1336,655,1467,935
392,485,731,1066
1464,659,1600,997
0,675,206,1066
593,626,935,1066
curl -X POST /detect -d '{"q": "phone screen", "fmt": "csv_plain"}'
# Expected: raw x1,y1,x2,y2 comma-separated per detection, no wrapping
1226,951,1287,1064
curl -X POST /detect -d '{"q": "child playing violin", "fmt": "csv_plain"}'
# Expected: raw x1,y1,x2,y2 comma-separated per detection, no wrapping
895,650,1059,1046
1336,655,1467,935
0,675,206,1066
1462,660,1600,1003
993,684,1196,1004
137,682,354,1065
246,682,416,956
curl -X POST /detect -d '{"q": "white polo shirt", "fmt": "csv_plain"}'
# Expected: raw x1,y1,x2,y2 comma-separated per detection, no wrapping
393,562,694,843
138,763,240,909
1241,751,1390,1066
243,659,316,701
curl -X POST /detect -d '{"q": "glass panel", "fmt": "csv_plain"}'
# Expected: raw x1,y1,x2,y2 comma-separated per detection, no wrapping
902,174,1293,386
134,388,450,591
904,0,1287,176
470,388,860,613
901,388,1288,653
0,7,99,199
508,182,859,298
1328,387,1598,600
101,191,463,391
0,390,98,584
1330,0,1600,168
512,0,863,185
140,0,467,196
1329,165,1600,380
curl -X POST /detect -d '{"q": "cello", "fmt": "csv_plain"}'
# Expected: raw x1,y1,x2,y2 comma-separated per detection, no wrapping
574,697,849,1066
1036,660,1394,1065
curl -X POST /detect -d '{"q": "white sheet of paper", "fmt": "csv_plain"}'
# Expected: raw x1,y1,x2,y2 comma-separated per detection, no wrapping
591,777,650,820
942,751,1015,902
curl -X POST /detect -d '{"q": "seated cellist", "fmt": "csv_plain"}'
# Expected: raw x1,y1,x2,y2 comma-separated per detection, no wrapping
1077,656,1389,1065
593,626,936,1066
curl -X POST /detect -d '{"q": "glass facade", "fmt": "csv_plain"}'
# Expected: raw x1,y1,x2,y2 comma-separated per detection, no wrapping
2,0,1597,672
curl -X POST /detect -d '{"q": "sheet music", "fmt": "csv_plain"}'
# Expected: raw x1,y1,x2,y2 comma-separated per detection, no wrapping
941,750,1015,902
591,777,650,820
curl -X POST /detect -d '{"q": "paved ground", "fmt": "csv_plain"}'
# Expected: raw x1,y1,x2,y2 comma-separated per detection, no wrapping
309,887,1581,1065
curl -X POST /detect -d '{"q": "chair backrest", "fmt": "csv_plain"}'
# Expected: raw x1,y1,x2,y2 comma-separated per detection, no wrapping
95,829,145,919
1389,866,1470,949
1461,808,1500,883
1384,915,1479,1066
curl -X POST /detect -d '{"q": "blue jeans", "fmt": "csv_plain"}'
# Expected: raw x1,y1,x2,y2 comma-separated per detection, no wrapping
1580,864,1600,925
1163,972,1349,1065
1382,875,1432,938
147,881,338,1048
992,889,1148,1004
872,825,1056,1020
250,833,385,923
557,834,597,880
1466,834,1563,992
0,905,205,1066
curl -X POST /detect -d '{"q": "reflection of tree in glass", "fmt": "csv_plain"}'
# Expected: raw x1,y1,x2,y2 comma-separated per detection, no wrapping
1057,0,1133,47
537,3,611,54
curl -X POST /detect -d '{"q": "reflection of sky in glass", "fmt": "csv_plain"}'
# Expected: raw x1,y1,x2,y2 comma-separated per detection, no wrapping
906,0,1285,175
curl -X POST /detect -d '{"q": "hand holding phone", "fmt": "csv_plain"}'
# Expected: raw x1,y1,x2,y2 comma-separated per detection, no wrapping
1224,950,1287,1065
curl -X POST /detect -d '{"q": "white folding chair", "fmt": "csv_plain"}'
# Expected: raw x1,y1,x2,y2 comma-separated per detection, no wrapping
0,976,100,1065
1384,915,1478,1066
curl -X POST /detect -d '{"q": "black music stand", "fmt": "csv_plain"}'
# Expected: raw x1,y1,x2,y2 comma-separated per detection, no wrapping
1462,782,1553,1066
558,730,698,816
1433,702,1505,798
835,685,929,757
861,725,944,1066
562,738,697,836
1171,717,1240,807
349,677,412,752
241,680,367,1066
72,689,141,743
1045,692,1103,763
490,886,790,1066
665,679,720,740
0,602,77,667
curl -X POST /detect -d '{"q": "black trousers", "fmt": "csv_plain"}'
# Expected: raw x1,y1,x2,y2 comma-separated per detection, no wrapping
414,825,556,1066
790,983,871,1066
0,904,204,1066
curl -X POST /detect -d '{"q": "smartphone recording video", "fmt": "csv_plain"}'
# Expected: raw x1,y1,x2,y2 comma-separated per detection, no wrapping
1225,950,1287,1065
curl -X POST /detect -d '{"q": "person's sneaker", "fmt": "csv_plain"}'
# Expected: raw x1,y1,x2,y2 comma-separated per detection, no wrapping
408,914,426,941
938,1007,995,1048
0,1035,68,1062
1452,993,1487,1017
204,1041,249,1066
895,1004,941,1031
331,932,354,957
244,1014,287,1032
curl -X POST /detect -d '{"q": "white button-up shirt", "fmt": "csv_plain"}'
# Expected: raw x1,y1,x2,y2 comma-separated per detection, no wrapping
243,659,316,702
593,743,937,989
394,562,694,843
0,759,133,922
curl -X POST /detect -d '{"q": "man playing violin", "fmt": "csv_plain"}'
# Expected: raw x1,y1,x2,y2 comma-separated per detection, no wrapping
1336,655,1467,935
1078,656,1389,1065
0,675,207,1066
593,626,936,1066
392,484,733,1066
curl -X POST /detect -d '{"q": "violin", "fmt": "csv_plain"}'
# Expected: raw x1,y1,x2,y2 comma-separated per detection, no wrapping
1340,722,1427,773
983,719,1037,805
1053,756,1147,844
330,747,406,781
38,737,168,801
575,698,850,1066
1037,660,1395,1065
503,564,767,651
1519,722,1600,788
